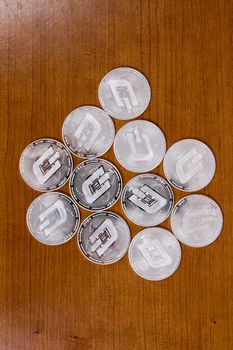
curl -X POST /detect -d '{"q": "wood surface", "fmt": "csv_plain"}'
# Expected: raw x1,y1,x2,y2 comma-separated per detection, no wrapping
0,1,232,349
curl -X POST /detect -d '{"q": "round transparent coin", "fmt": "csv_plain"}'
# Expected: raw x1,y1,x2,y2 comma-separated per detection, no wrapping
163,139,216,192
70,159,122,211
98,67,151,120
114,120,166,172
122,174,174,227
19,138,73,192
62,106,115,158
78,211,131,264
128,227,181,281
171,194,223,247
26,192,80,245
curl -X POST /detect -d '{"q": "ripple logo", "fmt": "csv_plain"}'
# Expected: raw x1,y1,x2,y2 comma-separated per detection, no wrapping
126,127,153,161
33,146,61,184
176,148,204,183
89,219,118,257
139,239,172,268
74,113,101,151
82,166,111,204
39,200,67,237
109,79,139,112
128,185,167,214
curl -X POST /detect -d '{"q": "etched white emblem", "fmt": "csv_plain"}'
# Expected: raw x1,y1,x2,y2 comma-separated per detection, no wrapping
39,199,67,237
138,239,172,268
33,146,61,184
182,206,218,234
176,148,204,183
82,166,111,204
128,185,167,214
126,127,153,161
89,218,118,257
108,79,139,112
74,113,101,151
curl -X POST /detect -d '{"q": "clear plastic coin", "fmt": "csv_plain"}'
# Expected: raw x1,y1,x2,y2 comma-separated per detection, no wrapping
26,192,80,245
163,139,216,192
70,159,122,211
128,227,181,281
78,211,131,264
19,138,73,192
62,106,115,158
114,120,166,172
98,67,151,120
122,174,174,227
171,194,223,247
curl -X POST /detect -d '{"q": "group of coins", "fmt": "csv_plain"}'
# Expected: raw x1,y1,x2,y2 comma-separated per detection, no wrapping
19,67,223,281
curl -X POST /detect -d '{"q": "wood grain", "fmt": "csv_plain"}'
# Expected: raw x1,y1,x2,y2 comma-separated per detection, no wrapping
0,0,232,349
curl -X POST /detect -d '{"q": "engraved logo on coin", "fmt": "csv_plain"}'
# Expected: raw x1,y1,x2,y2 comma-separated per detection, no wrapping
74,112,101,151
175,148,204,183
128,185,167,214
33,145,62,184
108,79,139,112
138,239,172,268
126,126,153,161
89,218,118,257
38,199,67,237
82,166,111,204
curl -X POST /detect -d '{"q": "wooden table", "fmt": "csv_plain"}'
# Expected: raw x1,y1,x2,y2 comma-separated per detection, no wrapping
1,1,232,349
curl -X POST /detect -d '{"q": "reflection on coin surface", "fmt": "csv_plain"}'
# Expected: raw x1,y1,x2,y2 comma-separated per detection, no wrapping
128,227,181,281
70,159,122,211
78,211,131,264
171,194,223,247
114,120,166,172
163,139,216,192
62,106,115,158
26,192,80,245
98,67,151,120
19,138,73,192
122,174,174,227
